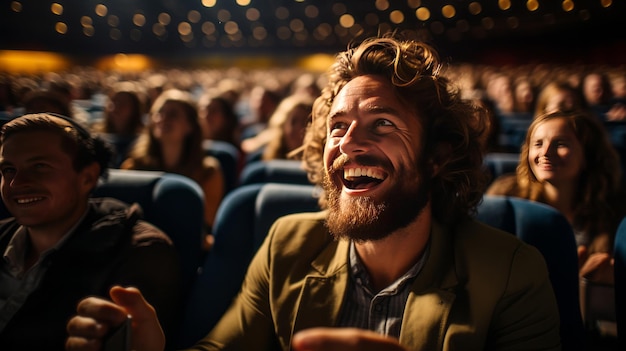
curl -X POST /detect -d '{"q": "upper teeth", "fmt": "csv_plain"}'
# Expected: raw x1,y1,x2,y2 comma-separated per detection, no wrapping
17,197,43,204
344,167,384,180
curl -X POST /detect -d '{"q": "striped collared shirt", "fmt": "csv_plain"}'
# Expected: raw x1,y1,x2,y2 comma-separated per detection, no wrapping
336,240,429,338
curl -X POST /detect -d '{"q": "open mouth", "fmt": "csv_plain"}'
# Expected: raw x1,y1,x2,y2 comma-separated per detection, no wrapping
342,167,386,190
15,197,45,205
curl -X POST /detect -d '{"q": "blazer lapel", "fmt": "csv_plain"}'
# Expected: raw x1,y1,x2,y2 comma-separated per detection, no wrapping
399,221,460,350
291,239,350,333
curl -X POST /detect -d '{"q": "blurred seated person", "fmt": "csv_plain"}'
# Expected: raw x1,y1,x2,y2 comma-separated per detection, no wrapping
92,82,147,167
534,81,587,117
197,93,240,147
261,94,314,161
487,111,626,284
511,76,536,119
0,113,180,350
22,89,73,118
239,84,282,148
121,89,224,233
580,71,617,122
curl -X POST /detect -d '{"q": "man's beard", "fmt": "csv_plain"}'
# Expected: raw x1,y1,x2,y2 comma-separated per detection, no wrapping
323,154,431,242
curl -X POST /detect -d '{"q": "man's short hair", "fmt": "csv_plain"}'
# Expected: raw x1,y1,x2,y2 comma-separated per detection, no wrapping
0,113,112,178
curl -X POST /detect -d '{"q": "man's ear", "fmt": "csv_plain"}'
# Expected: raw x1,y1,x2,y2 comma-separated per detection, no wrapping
80,162,101,192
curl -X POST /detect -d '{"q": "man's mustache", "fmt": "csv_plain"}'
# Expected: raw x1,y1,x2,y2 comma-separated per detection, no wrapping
330,154,390,174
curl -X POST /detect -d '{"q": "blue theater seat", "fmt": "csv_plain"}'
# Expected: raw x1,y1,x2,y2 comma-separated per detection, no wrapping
202,139,242,194
239,159,310,186
614,216,626,348
93,169,205,294
477,195,585,350
177,183,320,348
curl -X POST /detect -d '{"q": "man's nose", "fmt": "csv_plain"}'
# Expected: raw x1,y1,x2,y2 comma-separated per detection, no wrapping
339,121,370,155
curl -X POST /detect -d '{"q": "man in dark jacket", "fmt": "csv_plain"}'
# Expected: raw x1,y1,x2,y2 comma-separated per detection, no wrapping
0,113,180,350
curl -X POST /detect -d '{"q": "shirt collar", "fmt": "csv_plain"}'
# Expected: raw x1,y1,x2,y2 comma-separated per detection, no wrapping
2,208,90,277
348,239,430,295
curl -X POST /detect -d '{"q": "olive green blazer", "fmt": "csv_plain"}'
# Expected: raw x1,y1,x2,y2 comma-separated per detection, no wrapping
189,211,560,351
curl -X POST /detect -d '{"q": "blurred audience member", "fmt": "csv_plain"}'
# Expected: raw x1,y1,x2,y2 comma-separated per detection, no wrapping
487,111,626,285
197,93,240,147
92,81,147,167
239,85,282,144
580,71,613,121
262,94,314,161
512,76,536,119
485,73,515,118
534,81,587,117
121,89,224,233
22,89,73,118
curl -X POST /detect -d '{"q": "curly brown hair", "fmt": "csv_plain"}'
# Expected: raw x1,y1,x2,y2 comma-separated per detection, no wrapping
300,36,489,223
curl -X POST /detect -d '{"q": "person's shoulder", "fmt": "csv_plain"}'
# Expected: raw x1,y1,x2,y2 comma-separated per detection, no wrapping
266,211,330,253
485,173,519,196
87,198,172,246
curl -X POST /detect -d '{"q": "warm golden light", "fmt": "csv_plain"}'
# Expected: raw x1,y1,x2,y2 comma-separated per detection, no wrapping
416,7,431,21
236,0,251,5
407,0,421,8
468,2,482,15
97,53,153,72
498,0,511,10
527,0,539,11
339,14,355,28
158,13,171,25
10,1,22,12
51,3,63,15
81,16,93,26
202,0,217,7
375,0,390,11
178,22,192,36
562,0,574,12
390,10,405,24
246,8,261,21
442,5,456,19
0,51,70,73
297,53,335,72
95,4,107,17
188,10,201,23
55,22,68,34
224,21,239,35
601,0,613,7
133,13,146,27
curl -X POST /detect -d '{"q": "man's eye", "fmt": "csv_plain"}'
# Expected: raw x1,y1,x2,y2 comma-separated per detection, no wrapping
375,119,394,127
331,121,348,130
0,167,16,176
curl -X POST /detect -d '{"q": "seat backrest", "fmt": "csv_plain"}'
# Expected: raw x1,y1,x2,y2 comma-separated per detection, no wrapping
483,152,519,183
476,195,585,350
497,117,531,153
202,139,242,194
614,216,626,348
177,183,319,348
93,169,205,294
239,159,310,186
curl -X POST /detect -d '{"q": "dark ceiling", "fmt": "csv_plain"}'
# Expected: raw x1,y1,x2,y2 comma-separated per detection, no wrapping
1,0,625,64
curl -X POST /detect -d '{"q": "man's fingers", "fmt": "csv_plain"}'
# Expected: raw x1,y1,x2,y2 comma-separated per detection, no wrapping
67,315,108,339
65,336,102,351
292,328,406,351
109,286,157,321
76,296,128,326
